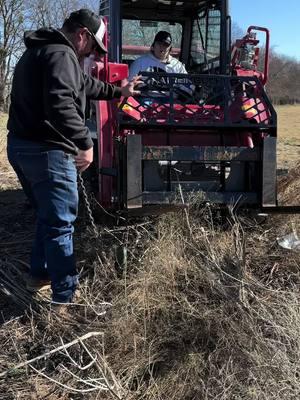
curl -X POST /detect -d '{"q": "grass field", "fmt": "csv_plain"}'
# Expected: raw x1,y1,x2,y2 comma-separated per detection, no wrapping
277,105,300,168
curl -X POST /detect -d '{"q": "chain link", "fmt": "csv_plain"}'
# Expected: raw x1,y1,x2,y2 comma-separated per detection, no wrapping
77,172,99,238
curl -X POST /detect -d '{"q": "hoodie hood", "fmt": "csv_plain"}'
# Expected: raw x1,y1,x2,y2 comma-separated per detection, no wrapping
24,28,76,52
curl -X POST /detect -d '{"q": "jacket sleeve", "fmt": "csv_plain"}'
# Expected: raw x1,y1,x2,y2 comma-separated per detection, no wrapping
178,62,188,74
173,59,188,74
83,73,122,100
42,50,94,151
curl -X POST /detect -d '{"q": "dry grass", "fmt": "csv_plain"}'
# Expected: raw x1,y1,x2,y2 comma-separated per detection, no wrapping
0,106,299,399
276,105,300,169
2,202,299,399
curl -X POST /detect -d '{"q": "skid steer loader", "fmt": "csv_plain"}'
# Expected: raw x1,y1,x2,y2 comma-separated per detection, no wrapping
84,0,299,215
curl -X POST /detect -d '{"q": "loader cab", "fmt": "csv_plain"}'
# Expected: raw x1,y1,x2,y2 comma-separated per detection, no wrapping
99,0,231,76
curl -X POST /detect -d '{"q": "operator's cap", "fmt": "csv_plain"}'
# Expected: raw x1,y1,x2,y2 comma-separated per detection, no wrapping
153,31,172,46
67,9,107,54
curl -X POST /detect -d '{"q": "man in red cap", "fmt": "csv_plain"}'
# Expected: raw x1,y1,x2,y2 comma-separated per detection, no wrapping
7,9,141,306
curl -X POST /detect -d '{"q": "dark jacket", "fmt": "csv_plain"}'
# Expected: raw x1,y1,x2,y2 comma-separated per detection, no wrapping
7,28,122,154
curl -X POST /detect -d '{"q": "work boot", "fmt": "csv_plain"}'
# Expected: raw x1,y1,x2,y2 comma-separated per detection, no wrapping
24,274,51,292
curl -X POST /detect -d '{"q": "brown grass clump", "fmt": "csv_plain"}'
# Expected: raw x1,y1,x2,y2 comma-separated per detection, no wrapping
269,162,300,242
99,208,300,399
278,161,300,206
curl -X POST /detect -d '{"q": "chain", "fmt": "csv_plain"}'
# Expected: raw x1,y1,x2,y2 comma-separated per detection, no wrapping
77,172,99,238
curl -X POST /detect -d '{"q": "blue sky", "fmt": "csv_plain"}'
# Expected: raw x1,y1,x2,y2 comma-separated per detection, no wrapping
230,0,300,60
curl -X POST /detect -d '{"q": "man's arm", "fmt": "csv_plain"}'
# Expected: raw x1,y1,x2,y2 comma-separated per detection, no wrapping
84,72,142,99
84,73,123,100
42,50,93,152
178,62,188,74
171,58,188,74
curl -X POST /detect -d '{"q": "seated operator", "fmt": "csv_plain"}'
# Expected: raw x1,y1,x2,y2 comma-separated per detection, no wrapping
128,31,187,79
129,30,194,102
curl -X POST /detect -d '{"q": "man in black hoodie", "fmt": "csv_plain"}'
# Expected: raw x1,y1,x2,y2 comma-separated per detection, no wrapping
7,9,140,305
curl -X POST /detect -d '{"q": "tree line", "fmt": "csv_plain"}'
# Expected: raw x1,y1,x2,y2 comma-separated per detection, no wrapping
267,50,300,105
232,22,300,106
0,1,299,111
0,0,97,110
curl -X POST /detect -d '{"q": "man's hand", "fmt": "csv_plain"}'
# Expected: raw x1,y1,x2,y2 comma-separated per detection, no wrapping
74,147,93,172
121,75,143,98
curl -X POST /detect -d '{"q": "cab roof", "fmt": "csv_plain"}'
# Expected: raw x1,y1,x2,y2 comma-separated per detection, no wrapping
122,0,221,16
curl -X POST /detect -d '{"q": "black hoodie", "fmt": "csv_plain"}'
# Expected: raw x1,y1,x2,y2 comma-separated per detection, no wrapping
7,28,122,154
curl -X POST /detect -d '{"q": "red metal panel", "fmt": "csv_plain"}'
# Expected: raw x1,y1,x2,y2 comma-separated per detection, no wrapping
90,16,129,208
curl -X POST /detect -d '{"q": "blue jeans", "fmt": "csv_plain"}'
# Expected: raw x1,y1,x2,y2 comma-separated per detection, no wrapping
7,135,79,303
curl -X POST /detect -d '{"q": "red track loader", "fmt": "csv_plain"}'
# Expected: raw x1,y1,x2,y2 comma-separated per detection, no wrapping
84,0,299,215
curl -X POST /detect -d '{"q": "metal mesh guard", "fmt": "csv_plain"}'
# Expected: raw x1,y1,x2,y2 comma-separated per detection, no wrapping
119,72,276,128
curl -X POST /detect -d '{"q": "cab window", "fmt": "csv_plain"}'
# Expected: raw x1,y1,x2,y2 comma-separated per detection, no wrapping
122,20,183,62
190,8,221,72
